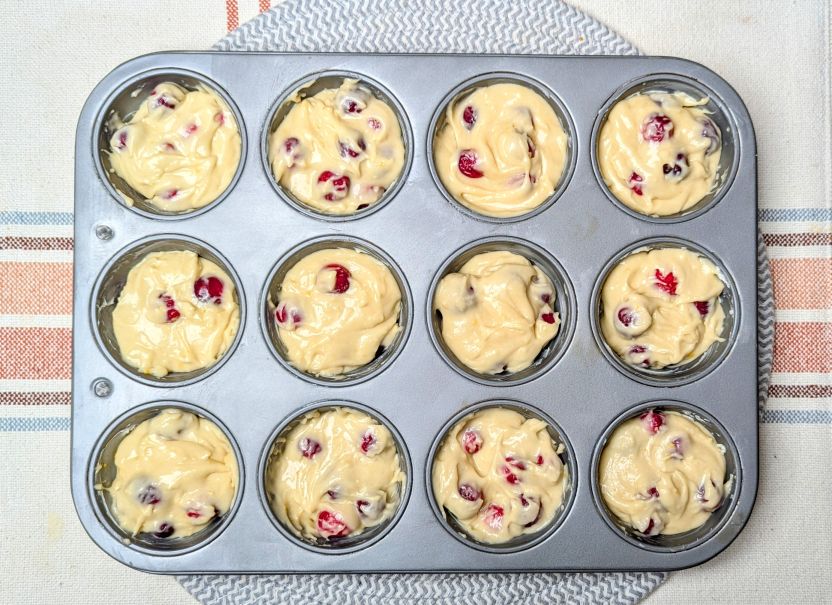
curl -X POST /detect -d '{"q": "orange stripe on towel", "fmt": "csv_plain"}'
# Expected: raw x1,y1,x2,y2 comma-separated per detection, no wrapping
0,328,72,380
259,0,271,12
0,263,72,314
226,0,239,32
770,258,832,310
772,322,832,373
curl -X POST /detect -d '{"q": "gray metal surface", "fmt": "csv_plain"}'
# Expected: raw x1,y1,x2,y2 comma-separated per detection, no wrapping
72,52,758,573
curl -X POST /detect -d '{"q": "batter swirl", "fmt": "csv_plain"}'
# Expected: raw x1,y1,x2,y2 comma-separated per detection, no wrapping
433,82,568,217
432,407,568,544
108,82,241,212
272,248,402,377
266,407,405,541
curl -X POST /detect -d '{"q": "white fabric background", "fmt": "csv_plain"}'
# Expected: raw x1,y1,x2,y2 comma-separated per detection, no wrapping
1,1,829,603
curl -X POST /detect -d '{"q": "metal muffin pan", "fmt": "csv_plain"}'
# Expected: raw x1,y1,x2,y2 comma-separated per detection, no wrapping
72,52,757,573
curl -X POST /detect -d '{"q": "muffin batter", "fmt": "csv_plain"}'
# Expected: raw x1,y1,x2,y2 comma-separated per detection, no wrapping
433,82,568,218
103,408,238,539
112,250,240,378
598,91,722,216
266,407,405,541
600,247,725,369
432,407,568,544
108,82,241,212
272,248,401,377
268,79,406,214
599,409,728,535
434,251,559,375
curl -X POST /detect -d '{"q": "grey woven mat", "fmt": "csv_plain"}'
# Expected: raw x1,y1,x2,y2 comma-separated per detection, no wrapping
177,1,775,603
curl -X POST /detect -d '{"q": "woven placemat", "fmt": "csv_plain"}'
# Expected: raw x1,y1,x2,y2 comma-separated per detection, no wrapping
177,1,774,602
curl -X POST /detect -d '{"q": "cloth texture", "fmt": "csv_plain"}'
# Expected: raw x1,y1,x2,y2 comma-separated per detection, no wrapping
1,1,829,604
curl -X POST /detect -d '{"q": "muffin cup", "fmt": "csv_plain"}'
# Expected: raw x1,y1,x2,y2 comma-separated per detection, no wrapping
260,235,412,386
94,68,246,219
427,236,576,386
88,401,243,555
590,73,739,223
590,236,740,387
427,72,577,223
90,234,246,387
591,400,741,552
262,70,413,221
426,400,576,554
258,400,412,554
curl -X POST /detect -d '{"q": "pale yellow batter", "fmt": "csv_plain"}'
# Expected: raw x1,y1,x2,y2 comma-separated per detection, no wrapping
268,79,406,214
272,248,401,377
433,83,568,218
108,82,241,212
598,91,722,216
432,407,568,544
103,408,238,539
266,407,405,541
599,409,728,535
112,250,240,378
600,247,725,369
434,251,559,375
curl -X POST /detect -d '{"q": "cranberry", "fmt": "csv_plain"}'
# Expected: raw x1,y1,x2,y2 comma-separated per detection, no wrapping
317,510,350,538
186,509,202,519
629,345,647,354
318,171,351,201
641,113,674,142
461,429,482,454
535,455,544,465
541,312,556,324
298,437,322,459
162,142,176,152
700,117,721,155
617,307,636,327
159,294,181,323
662,153,689,182
628,171,644,196
184,123,198,136
367,117,382,130
462,105,477,129
154,522,175,538
694,301,709,316
114,130,128,150
527,137,536,158
643,518,657,536
339,140,363,159
541,293,551,304
500,465,520,485
323,263,351,294
640,410,665,434
654,269,678,295
193,276,224,304
162,189,178,200
457,150,483,178
326,489,338,500
505,455,526,470
283,137,299,154
359,429,376,453
483,504,504,530
137,485,161,506
214,112,225,125
355,499,370,515
274,302,302,327
155,96,177,110
646,486,660,499
519,494,542,527
343,98,362,114
458,484,481,501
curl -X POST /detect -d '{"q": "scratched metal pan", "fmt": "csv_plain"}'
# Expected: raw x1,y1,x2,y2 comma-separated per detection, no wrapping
72,52,757,573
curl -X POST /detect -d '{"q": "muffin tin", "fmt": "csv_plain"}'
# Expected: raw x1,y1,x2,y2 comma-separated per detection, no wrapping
72,52,757,573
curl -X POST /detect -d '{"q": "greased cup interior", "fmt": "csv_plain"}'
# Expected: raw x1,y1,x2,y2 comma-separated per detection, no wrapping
94,68,246,219
427,400,576,553
591,73,739,223
89,401,243,555
259,400,412,554
590,237,739,387
591,400,741,552
91,234,246,387
427,236,577,385
260,235,412,386
262,70,413,221
428,72,577,223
